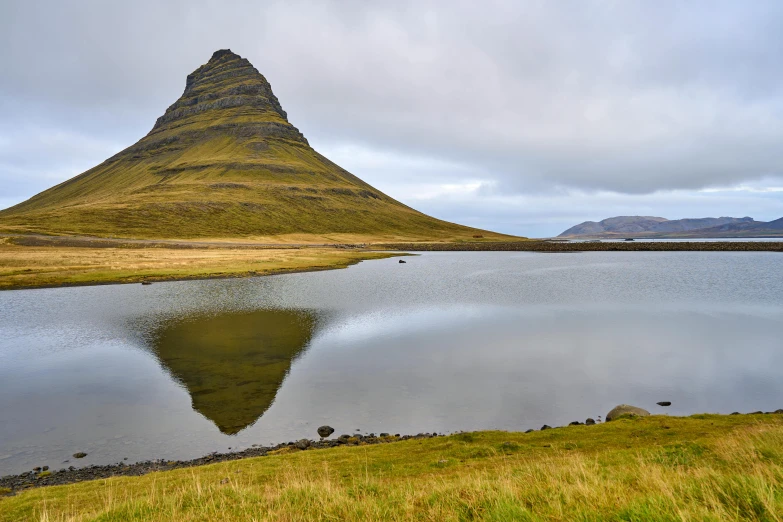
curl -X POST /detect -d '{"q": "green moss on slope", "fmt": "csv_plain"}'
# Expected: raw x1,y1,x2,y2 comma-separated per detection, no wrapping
0,50,517,241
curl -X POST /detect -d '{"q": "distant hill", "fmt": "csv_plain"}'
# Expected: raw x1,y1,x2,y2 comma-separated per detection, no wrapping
0,49,514,242
558,215,783,238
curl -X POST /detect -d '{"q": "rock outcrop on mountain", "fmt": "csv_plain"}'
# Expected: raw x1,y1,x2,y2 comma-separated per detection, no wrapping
557,216,775,238
0,50,509,241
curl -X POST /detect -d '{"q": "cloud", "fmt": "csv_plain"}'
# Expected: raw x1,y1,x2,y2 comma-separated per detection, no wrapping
1,0,782,232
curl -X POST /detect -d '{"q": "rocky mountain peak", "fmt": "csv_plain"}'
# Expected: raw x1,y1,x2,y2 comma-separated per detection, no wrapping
151,49,294,136
209,48,238,62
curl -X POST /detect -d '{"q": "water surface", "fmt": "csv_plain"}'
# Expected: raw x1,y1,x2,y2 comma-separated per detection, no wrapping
1,251,782,474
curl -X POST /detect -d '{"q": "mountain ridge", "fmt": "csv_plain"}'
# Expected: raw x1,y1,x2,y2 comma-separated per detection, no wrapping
0,50,513,242
558,215,783,238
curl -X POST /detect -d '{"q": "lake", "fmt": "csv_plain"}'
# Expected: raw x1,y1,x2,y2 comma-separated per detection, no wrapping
1,251,782,475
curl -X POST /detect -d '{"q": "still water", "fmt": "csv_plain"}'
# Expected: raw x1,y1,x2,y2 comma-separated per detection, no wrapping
1,251,782,474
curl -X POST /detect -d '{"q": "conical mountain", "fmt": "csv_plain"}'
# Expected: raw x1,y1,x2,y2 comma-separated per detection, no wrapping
0,50,511,241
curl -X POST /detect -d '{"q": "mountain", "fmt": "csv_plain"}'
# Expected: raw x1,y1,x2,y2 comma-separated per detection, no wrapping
689,216,783,237
0,49,510,241
557,216,773,238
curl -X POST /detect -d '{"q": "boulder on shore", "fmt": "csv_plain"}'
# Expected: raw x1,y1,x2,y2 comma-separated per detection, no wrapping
317,426,334,438
606,404,650,421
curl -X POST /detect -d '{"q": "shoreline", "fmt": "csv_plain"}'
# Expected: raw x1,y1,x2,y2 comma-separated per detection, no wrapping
0,432,441,495
0,246,407,291
3,413,783,520
0,256,404,292
2,410,781,495
373,241,783,252
2,239,780,292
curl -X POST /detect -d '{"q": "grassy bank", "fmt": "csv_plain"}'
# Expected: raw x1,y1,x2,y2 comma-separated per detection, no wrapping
2,414,782,521
0,240,399,290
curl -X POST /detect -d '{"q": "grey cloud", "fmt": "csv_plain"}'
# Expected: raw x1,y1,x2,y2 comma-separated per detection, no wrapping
1,0,783,221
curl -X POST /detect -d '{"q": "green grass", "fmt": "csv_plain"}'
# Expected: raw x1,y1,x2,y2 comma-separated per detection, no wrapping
2,414,782,521
0,243,401,290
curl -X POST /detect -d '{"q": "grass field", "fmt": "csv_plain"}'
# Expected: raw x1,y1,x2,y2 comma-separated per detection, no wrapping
1,414,781,521
0,239,399,290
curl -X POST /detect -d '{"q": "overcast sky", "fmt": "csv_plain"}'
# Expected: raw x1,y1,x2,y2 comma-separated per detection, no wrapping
2,0,783,237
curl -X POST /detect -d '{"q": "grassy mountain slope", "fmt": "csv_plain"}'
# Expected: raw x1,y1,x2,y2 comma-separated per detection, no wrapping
0,50,514,242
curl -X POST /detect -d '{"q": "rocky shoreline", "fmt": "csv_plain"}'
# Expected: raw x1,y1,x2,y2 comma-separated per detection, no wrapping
4,408,783,495
0,432,440,495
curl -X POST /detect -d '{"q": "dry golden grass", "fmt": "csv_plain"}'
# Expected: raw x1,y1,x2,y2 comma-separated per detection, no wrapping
0,240,398,290
1,415,782,521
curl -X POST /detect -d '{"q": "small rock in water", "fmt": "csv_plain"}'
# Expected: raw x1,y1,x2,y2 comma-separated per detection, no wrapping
656,401,672,407
399,260,406,264
33,467,41,472
606,405,650,422
42,466,49,471
585,418,596,425
73,452,87,459
317,425,335,438
380,433,390,437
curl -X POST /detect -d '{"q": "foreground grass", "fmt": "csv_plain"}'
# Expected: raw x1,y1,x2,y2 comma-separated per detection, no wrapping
0,241,398,290
2,415,782,521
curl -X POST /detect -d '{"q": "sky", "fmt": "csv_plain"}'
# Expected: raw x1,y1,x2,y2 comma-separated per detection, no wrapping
2,0,783,237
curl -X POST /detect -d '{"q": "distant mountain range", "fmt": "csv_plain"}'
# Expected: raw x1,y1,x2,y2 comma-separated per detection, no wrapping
558,216,783,238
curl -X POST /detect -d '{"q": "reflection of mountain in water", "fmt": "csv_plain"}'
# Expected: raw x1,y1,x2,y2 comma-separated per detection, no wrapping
150,309,316,434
